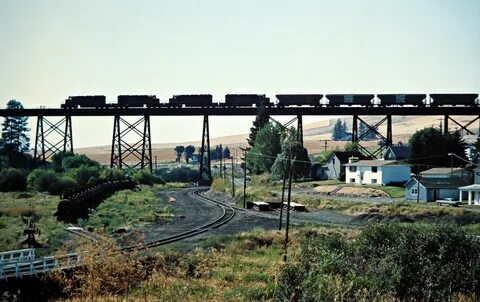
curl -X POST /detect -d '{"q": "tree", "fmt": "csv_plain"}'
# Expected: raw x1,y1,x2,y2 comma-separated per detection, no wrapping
409,127,467,169
184,145,195,163
223,146,231,159
247,105,270,148
345,142,359,152
0,100,31,167
174,146,185,162
272,127,311,180
247,123,282,174
332,119,348,141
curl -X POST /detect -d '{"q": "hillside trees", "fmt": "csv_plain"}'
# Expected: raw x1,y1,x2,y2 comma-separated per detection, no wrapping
174,146,185,162
184,145,195,163
332,119,348,141
409,127,467,168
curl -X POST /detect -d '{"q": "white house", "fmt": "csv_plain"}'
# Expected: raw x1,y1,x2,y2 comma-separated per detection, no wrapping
459,167,480,205
344,159,411,185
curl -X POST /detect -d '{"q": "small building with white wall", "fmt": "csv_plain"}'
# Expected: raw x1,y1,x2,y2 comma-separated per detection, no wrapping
344,159,411,185
459,167,480,205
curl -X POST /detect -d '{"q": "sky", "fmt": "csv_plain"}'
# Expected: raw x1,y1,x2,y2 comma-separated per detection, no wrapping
0,0,479,148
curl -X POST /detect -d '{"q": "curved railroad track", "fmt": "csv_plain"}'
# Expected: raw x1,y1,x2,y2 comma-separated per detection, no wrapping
122,188,235,252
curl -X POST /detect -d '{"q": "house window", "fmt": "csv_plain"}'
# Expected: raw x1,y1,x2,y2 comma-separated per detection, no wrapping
372,179,377,184
411,188,418,195
350,178,356,183
349,166,357,172
371,167,377,173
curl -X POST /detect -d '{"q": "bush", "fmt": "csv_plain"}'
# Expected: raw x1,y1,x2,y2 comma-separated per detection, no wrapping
0,168,27,191
27,169,58,192
132,169,165,186
276,223,480,301
47,176,76,195
67,165,101,186
62,154,100,170
157,167,198,183
100,168,128,182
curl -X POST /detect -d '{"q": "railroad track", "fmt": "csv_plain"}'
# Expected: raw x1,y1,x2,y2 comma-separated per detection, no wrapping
122,188,235,252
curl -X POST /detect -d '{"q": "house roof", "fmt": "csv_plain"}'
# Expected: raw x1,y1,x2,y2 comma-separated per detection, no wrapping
420,167,466,175
330,151,370,163
384,145,411,159
459,184,480,191
344,159,405,167
407,177,471,189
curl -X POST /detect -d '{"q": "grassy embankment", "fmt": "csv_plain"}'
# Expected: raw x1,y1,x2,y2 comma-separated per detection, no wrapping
0,183,188,252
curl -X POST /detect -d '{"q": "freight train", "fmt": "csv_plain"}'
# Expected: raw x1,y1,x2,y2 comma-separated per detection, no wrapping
60,93,479,109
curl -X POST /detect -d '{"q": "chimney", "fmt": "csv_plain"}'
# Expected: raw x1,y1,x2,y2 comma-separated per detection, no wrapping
348,156,359,163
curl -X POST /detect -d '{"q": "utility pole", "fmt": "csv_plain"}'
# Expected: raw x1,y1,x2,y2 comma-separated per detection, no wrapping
231,156,235,197
279,161,289,231
154,156,158,172
319,139,330,152
243,150,247,208
416,166,420,203
283,156,294,262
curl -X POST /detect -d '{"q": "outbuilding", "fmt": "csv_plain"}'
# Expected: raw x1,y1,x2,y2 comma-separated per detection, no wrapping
344,159,411,185
405,177,470,202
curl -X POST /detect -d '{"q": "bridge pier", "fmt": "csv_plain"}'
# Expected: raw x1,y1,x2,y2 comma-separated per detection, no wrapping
444,115,479,136
33,115,73,164
199,115,212,186
110,115,152,171
352,115,392,158
296,115,303,145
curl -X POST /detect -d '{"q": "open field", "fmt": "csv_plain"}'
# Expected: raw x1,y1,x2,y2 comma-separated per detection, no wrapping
75,115,475,165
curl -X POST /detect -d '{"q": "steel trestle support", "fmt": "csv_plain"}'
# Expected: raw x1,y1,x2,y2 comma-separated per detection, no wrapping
198,115,212,186
34,116,73,164
443,115,480,136
352,115,392,158
110,115,152,172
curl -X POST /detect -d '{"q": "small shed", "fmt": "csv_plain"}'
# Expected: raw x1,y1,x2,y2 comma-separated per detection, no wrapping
405,177,470,202
322,151,369,180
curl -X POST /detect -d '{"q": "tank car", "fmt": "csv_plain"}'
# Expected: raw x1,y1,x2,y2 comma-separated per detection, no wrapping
276,94,322,107
61,95,106,109
223,94,272,107
117,95,160,107
429,94,478,107
377,94,426,107
169,94,213,108
325,94,374,107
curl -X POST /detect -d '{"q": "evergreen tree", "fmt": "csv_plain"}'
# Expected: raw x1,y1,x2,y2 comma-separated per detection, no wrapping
1,100,30,153
332,119,345,140
247,105,270,148
223,146,231,159
0,100,31,168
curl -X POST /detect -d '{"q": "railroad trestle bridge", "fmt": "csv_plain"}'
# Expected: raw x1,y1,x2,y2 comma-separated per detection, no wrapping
1,102,479,185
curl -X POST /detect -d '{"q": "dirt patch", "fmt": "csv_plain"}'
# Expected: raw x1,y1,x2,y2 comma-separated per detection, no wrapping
313,185,340,194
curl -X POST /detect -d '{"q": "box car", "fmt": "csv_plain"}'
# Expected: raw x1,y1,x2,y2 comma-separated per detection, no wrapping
377,94,426,107
430,94,478,107
325,94,374,107
224,94,272,107
276,94,322,107
62,95,106,108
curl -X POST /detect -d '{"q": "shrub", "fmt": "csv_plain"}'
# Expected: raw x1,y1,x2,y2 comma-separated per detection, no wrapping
158,167,198,183
47,176,76,195
132,169,165,186
0,168,27,191
27,169,57,192
62,154,100,170
67,165,101,186
276,223,480,301
100,168,128,182
51,151,74,172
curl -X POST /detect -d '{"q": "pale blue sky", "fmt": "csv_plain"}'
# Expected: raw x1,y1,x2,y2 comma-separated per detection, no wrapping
0,0,479,147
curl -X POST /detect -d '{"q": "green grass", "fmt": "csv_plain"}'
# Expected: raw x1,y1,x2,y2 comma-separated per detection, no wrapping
0,192,68,254
81,184,173,233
